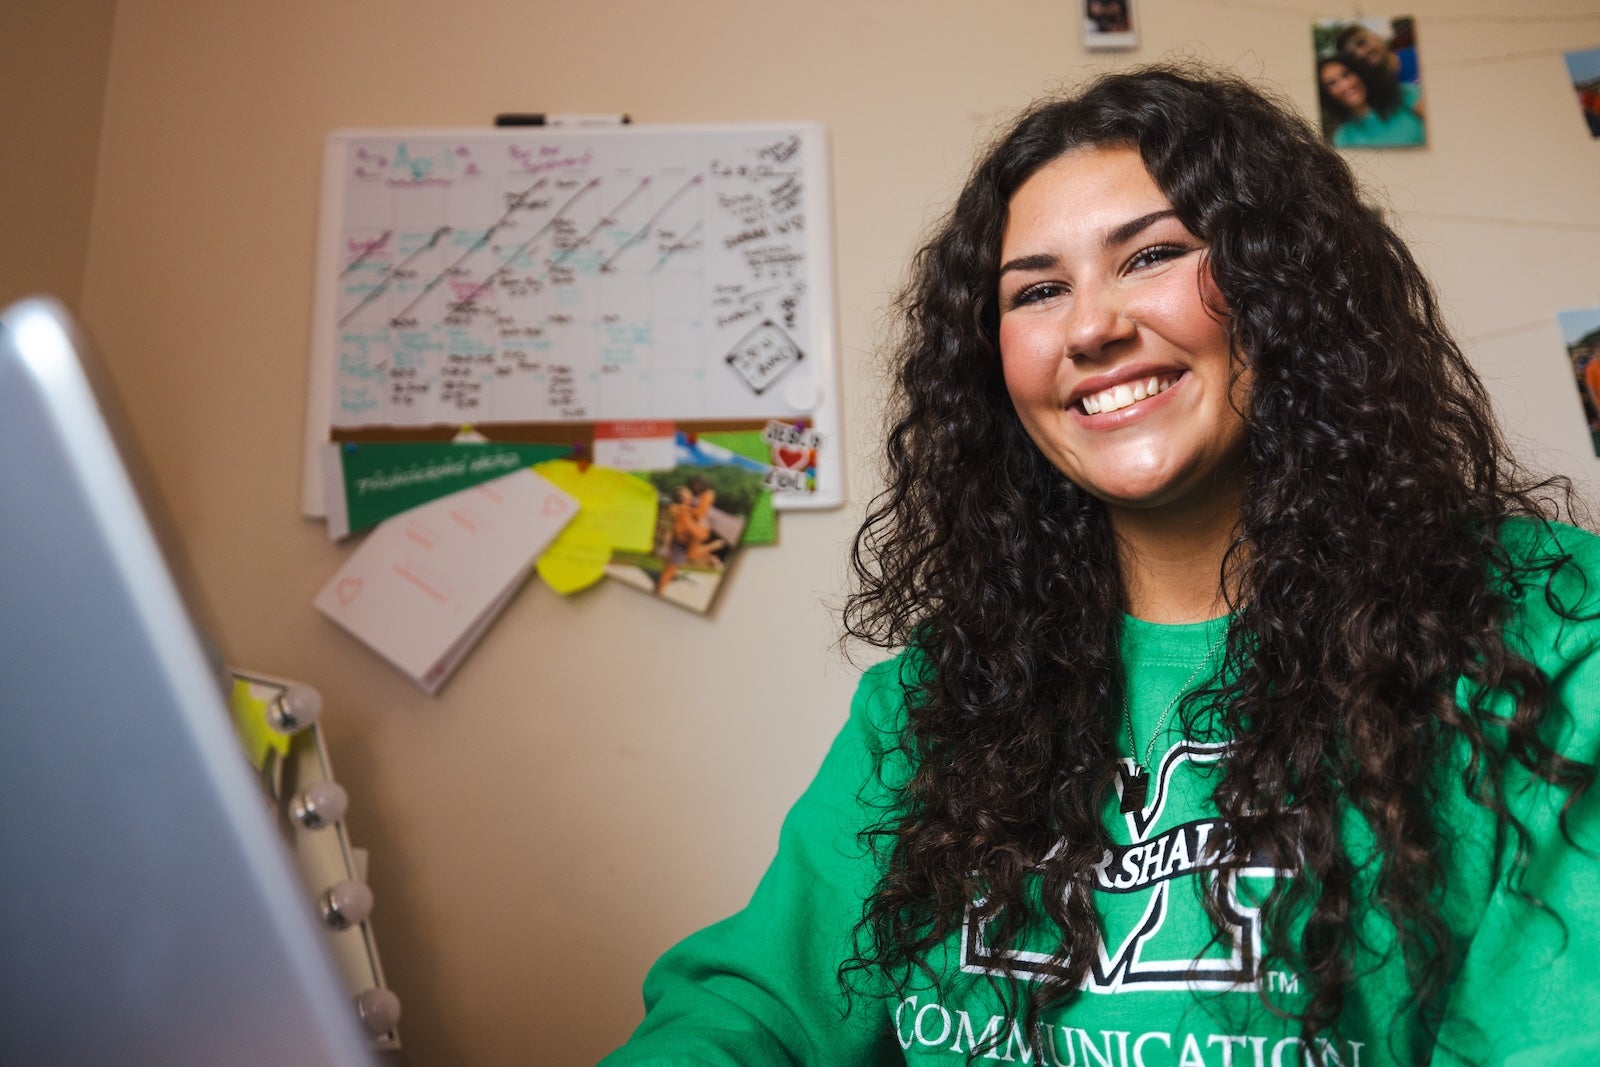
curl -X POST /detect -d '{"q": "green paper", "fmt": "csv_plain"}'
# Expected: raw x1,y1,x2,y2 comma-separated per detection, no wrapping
331,440,571,537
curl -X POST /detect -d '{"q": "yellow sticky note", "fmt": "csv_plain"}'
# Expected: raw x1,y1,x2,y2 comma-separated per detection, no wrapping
533,460,659,595
228,678,291,770
537,534,616,595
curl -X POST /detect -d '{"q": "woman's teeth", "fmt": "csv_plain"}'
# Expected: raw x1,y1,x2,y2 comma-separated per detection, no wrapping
1080,375,1176,415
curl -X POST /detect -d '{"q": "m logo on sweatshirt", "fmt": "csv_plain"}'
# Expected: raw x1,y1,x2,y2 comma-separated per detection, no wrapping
960,740,1290,993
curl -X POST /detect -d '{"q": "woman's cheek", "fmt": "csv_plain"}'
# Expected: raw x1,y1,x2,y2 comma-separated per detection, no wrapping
998,318,1054,392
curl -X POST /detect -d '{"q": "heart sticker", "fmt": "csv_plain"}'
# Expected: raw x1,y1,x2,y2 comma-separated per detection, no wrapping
335,577,364,607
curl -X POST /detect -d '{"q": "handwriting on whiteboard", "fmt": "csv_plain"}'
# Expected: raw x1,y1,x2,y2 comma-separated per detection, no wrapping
327,129,818,428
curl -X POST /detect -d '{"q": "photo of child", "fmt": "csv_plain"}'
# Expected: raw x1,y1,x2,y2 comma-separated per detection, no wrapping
657,475,731,595
605,463,765,614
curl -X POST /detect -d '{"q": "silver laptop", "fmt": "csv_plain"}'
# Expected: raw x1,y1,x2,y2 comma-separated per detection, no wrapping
0,298,376,1066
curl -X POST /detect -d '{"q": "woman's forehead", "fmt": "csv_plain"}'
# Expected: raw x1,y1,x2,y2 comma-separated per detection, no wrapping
1000,148,1179,254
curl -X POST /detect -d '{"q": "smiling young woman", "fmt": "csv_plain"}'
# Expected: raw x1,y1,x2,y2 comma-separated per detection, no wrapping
605,66,1600,1067
996,146,1251,622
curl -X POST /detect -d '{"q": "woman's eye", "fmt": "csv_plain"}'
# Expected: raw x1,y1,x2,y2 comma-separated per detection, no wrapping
1007,282,1067,308
1128,244,1187,271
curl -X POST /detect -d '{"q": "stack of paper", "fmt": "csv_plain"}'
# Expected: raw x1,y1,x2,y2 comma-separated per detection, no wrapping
314,468,577,693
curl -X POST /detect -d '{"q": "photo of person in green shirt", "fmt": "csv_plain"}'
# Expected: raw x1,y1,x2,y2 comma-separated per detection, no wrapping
1314,17,1427,149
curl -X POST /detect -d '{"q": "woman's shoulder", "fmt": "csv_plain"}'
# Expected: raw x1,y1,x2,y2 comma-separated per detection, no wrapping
1498,515,1600,574
854,648,925,727
1496,516,1600,666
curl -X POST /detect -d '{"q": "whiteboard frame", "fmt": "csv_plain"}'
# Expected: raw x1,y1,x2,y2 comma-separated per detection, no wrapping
300,122,843,516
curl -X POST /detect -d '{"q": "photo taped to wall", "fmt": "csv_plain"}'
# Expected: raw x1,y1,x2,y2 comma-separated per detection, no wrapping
1313,15,1426,149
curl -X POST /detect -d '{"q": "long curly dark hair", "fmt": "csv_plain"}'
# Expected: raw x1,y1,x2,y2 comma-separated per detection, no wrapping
841,64,1592,1058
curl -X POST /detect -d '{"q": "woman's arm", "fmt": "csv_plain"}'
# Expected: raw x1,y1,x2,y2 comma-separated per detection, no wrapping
1435,522,1600,1064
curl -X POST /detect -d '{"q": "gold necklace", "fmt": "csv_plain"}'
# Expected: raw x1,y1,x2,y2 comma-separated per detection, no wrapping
1119,626,1228,814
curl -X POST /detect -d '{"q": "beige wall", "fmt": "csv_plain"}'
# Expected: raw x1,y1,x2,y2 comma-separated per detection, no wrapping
0,0,114,312
58,1,1600,1064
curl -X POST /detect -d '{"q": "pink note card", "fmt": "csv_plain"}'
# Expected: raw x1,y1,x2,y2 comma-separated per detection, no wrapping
592,419,677,470
314,468,577,693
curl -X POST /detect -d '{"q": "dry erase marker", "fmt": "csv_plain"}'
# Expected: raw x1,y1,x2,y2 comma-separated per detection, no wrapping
494,113,632,127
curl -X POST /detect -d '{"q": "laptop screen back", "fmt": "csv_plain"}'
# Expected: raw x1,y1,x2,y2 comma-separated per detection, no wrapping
0,298,375,1067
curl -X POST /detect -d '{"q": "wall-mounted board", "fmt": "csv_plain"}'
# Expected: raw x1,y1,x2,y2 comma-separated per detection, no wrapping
300,122,841,516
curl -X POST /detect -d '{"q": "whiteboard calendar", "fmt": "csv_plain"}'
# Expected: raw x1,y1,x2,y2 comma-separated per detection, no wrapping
300,122,841,514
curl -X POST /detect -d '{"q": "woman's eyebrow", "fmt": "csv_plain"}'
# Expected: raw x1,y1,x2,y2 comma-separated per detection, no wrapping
1104,209,1178,248
998,210,1183,277
998,252,1056,276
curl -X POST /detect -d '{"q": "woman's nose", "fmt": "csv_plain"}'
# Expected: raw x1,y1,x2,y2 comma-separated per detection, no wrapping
1064,285,1135,361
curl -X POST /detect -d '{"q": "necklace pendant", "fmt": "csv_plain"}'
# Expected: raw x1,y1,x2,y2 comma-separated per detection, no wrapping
1119,767,1149,814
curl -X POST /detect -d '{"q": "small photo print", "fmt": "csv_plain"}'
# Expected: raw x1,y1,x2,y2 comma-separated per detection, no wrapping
1084,0,1137,52
1313,16,1426,149
1557,307,1600,458
1564,47,1600,138
605,461,766,614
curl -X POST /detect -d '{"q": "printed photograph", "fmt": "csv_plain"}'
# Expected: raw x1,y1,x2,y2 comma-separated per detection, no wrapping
1558,307,1600,457
1565,47,1600,138
1313,16,1426,149
605,461,765,614
1083,0,1137,52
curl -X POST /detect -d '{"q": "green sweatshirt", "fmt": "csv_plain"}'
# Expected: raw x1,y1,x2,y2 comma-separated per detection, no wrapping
604,521,1600,1066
